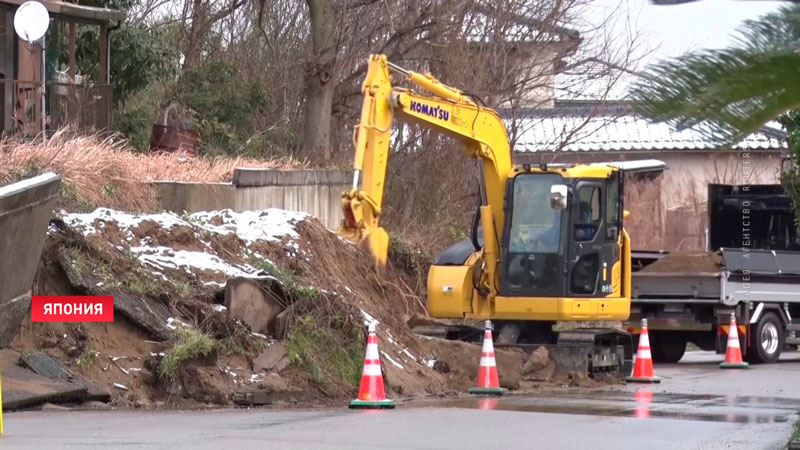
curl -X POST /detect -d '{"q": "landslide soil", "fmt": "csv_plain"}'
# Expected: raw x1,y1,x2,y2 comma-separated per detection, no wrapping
13,210,500,408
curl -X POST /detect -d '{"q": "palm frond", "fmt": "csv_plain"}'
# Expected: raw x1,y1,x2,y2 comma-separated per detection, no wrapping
630,5,800,146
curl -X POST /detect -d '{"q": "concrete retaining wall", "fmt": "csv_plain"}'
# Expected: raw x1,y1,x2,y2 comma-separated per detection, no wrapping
154,169,352,229
0,173,61,347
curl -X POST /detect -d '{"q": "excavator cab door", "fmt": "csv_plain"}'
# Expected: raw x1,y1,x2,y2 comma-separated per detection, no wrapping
567,173,622,296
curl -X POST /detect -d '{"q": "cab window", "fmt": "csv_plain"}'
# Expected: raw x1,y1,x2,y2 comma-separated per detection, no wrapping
504,173,563,294
575,185,601,242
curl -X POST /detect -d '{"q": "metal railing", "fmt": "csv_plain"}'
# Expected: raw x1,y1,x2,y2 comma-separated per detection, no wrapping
49,82,112,132
0,79,42,136
0,79,112,136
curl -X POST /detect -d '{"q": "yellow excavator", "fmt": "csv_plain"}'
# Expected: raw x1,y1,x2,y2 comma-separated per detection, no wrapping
340,54,635,375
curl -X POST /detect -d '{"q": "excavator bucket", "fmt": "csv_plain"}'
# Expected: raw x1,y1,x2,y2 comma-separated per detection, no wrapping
359,226,390,267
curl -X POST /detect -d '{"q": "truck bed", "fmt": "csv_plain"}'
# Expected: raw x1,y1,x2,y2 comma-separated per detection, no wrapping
632,248,800,305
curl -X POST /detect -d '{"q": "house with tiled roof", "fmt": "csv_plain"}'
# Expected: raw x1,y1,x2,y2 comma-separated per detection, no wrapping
506,100,789,250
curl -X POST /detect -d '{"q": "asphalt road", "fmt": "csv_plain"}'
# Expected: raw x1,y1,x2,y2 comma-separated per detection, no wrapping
2,351,799,450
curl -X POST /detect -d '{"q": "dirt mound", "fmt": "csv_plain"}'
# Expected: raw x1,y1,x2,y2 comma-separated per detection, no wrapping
640,251,722,273
18,206,460,407
422,337,525,391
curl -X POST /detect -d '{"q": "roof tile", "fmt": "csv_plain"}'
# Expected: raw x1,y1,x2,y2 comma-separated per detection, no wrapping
511,109,787,153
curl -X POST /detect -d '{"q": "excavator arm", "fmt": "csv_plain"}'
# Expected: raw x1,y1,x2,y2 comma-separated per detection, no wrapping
340,54,512,276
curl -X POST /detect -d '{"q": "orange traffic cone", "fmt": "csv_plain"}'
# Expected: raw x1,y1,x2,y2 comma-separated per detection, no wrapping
469,320,505,396
626,319,661,383
720,313,749,369
349,322,394,409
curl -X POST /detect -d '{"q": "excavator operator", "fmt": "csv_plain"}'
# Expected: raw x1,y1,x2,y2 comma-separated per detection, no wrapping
506,177,561,292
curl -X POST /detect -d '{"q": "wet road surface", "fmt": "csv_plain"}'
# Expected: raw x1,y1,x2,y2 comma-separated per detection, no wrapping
1,351,799,449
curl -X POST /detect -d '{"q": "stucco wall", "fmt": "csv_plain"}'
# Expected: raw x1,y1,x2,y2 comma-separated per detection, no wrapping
515,150,783,204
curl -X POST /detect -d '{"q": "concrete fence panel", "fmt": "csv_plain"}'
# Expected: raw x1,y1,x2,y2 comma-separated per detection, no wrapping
154,169,352,229
0,173,61,347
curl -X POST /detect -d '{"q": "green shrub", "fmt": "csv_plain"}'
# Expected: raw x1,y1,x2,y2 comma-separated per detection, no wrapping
158,327,218,381
286,316,364,392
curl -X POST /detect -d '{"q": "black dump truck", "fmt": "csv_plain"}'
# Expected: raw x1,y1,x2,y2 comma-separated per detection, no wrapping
626,183,800,364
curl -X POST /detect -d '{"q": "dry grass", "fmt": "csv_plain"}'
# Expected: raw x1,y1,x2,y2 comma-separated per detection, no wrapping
0,130,300,211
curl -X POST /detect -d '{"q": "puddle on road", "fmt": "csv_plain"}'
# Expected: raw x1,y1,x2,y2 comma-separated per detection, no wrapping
527,389,800,411
419,393,794,424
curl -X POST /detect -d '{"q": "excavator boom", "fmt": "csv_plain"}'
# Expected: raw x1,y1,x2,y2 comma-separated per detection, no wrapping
341,54,511,271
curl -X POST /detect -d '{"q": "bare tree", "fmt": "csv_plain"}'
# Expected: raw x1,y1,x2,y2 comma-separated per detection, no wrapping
302,0,337,159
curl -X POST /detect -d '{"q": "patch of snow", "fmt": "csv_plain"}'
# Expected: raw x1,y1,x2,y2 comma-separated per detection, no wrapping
424,358,437,369
337,235,355,246
220,367,238,378
112,383,129,390
189,209,307,243
381,351,404,370
62,208,190,239
131,245,264,280
166,317,191,330
401,348,417,361
360,309,377,327
212,304,227,312
250,332,268,339
249,374,265,383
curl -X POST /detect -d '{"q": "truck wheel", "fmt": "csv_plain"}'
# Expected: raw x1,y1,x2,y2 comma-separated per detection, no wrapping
650,333,687,363
747,312,784,364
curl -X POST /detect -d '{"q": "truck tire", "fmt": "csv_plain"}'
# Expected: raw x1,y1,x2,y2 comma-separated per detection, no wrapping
650,332,687,363
747,312,784,364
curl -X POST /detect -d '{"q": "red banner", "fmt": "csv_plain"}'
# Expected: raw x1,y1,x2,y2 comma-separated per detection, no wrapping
31,296,114,322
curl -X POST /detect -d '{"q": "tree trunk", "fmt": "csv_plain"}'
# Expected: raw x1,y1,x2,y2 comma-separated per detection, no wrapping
302,0,336,160
182,0,206,70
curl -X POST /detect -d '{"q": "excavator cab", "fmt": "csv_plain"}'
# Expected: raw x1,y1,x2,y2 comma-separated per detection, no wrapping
430,165,628,323
500,168,623,300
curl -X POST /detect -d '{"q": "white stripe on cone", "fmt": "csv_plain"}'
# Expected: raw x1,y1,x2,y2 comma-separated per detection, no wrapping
482,334,495,353
363,363,382,376
639,331,650,348
728,322,741,348
365,342,379,359
637,349,652,359
479,357,496,366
